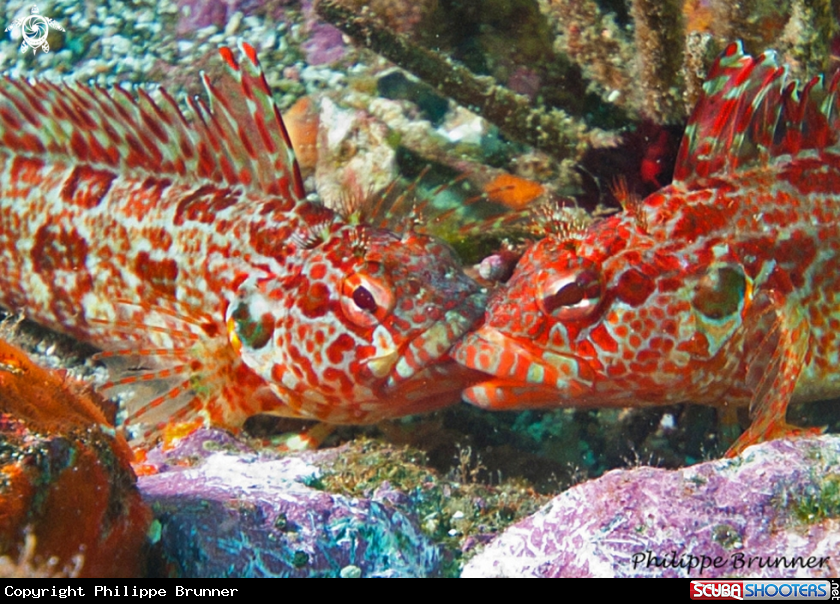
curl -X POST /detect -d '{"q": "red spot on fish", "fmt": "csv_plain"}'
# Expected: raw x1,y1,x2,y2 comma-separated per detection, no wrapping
123,178,172,220
615,268,655,307
144,226,173,251
196,141,215,179
327,333,356,364
589,323,618,353
300,281,331,318
140,108,168,143
672,202,732,240
677,332,710,357
218,155,236,184
606,362,626,377
310,263,327,280
243,42,258,66
0,106,21,130
323,367,354,395
88,135,117,166
776,232,817,288
254,112,276,154
133,251,179,297
174,186,239,225
70,131,90,160
10,156,44,184
219,47,237,70
762,264,795,296
32,224,89,274
60,165,115,209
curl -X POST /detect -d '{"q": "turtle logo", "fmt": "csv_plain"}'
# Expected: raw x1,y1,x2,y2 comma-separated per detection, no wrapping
5,5,65,54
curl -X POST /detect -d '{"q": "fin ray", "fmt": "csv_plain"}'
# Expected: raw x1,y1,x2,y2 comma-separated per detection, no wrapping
89,300,233,447
675,41,840,183
0,45,304,198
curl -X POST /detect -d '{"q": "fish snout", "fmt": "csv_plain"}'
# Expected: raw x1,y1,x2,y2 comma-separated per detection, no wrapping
453,327,596,410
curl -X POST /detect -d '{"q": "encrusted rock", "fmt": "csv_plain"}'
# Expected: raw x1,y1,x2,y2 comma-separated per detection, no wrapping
463,436,840,578
139,429,442,577
0,339,152,578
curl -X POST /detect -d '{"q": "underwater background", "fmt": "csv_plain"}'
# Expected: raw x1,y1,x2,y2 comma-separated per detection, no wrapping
1,0,840,578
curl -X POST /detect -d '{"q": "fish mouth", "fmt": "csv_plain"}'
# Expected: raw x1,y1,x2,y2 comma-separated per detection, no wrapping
364,290,487,391
452,326,596,409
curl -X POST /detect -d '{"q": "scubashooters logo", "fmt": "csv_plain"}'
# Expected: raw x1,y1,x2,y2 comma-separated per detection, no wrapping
690,580,835,601
4,5,65,54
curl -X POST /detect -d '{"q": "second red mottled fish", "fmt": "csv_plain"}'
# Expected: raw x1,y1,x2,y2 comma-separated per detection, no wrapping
454,43,840,456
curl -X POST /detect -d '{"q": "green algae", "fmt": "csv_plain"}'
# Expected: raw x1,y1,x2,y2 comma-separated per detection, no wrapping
309,437,550,575
789,473,840,525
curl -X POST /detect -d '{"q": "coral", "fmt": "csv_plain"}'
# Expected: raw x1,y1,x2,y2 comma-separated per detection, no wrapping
537,0,637,115
175,0,292,34
138,429,550,577
630,0,686,124
315,0,600,164
313,437,550,569
315,0,839,210
335,0,432,34
543,0,840,120
0,338,152,578
0,530,82,578
300,0,349,65
314,96,398,209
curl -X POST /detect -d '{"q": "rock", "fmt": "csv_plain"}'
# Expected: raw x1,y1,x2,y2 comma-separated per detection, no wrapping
139,429,442,577
462,436,840,578
315,97,397,212
175,0,286,34
0,338,152,578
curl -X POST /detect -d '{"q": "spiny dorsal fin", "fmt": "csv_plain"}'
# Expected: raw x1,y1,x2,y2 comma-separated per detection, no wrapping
674,41,840,184
203,42,305,199
0,43,305,199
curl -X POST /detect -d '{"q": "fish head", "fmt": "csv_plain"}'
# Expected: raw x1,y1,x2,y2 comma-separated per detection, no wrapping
453,218,753,409
227,224,487,423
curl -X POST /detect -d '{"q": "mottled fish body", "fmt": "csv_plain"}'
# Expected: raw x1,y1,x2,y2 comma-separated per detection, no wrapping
455,43,840,455
0,43,485,443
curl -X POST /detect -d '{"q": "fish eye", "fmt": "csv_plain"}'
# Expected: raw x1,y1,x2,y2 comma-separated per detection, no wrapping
538,259,604,320
352,285,378,313
692,266,746,320
341,269,394,327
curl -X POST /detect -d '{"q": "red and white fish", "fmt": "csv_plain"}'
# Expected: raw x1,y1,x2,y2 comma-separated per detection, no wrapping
0,43,486,445
453,43,840,456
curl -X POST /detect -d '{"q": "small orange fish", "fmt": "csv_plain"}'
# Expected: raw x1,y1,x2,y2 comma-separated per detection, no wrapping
454,43,840,456
484,173,545,210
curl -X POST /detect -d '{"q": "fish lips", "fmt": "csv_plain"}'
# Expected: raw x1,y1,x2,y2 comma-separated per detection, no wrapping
368,290,488,392
453,327,597,409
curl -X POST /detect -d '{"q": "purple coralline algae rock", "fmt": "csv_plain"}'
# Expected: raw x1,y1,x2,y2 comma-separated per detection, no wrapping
301,0,347,65
138,430,441,577
176,0,282,33
462,436,840,578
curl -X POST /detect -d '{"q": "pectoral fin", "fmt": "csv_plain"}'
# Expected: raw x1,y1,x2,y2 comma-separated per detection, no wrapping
725,290,816,457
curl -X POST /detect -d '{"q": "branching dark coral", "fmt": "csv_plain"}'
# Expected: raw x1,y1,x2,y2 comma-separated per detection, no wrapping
537,0,637,115
544,0,839,122
315,0,839,207
630,0,685,124
315,0,599,164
